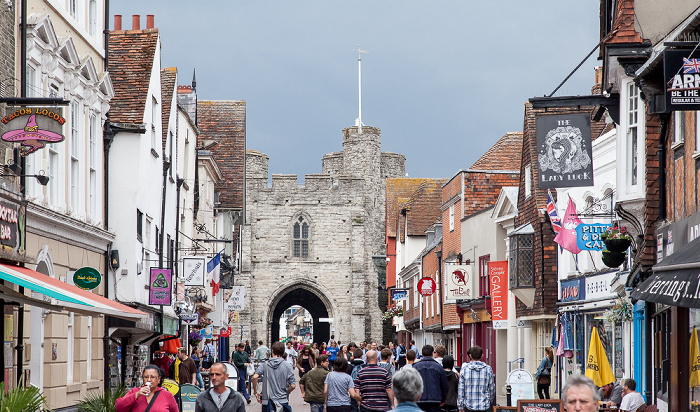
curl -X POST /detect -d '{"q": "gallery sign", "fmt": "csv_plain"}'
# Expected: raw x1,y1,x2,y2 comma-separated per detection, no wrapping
575,223,611,251
149,268,172,305
0,195,25,261
537,113,593,188
1,108,66,156
445,264,475,300
664,49,700,111
488,261,508,329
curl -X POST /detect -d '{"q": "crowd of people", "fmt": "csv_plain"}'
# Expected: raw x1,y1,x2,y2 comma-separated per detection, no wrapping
114,337,649,412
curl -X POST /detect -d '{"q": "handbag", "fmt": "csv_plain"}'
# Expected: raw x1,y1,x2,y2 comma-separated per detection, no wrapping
265,363,284,412
143,389,161,412
538,376,551,385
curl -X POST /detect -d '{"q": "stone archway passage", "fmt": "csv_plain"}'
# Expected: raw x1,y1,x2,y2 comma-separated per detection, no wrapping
271,288,331,344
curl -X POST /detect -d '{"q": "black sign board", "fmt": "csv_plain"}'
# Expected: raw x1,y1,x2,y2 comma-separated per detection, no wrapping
494,406,517,412
536,114,593,188
0,195,26,262
517,399,562,412
664,49,700,111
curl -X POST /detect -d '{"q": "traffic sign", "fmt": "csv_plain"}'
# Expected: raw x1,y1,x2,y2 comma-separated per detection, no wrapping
417,277,437,296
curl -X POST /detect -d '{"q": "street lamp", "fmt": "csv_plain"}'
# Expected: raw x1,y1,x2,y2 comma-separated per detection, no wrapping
0,172,49,186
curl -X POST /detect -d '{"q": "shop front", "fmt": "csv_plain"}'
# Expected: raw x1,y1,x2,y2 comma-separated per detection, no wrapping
458,304,495,368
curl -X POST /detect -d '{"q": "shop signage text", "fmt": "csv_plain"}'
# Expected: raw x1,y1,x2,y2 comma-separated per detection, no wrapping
149,268,172,306
664,50,700,111
417,277,437,297
560,278,585,302
391,289,408,302
182,256,206,286
73,267,101,290
1,108,66,156
585,272,616,301
445,264,474,300
536,114,593,188
575,223,611,251
0,196,25,261
225,286,245,311
489,261,508,328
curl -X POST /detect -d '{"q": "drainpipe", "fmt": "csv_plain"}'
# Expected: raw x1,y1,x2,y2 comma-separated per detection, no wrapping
103,0,112,390
657,114,669,220
159,158,170,267
175,177,184,277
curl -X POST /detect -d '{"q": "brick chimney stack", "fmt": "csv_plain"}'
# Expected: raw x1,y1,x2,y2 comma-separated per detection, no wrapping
146,15,154,29
114,14,122,31
132,15,140,30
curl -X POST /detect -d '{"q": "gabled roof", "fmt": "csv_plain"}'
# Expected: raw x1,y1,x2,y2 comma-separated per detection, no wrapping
27,14,58,49
161,67,177,152
386,178,427,238
491,186,519,221
108,29,159,124
77,56,98,84
469,132,522,171
56,38,80,67
604,0,644,45
401,179,446,238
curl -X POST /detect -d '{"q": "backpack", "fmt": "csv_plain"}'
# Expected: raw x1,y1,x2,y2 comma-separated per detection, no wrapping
350,363,364,381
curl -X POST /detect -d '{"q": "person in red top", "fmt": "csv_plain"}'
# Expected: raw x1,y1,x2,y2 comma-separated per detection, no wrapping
115,364,179,412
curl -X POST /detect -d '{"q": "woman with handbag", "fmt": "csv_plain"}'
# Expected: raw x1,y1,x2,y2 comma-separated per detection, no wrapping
534,347,554,399
116,365,179,412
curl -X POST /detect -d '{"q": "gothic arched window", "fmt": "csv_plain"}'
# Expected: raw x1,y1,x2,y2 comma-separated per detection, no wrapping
293,216,309,258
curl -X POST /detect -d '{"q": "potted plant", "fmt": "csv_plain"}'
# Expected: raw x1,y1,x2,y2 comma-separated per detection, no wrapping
0,376,49,411
602,249,626,268
189,329,202,347
601,226,632,253
76,385,127,412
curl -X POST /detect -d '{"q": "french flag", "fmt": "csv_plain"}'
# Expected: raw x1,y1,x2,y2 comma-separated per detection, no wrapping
207,253,221,296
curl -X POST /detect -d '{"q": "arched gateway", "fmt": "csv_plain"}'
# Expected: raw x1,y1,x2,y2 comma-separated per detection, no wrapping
241,126,406,346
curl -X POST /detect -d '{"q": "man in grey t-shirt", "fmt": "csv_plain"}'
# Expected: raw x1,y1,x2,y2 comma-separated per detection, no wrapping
252,342,296,412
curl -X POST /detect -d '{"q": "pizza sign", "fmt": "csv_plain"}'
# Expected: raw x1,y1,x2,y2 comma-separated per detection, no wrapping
417,277,436,297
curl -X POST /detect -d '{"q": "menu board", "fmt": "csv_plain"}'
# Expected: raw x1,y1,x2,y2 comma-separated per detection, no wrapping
517,399,562,412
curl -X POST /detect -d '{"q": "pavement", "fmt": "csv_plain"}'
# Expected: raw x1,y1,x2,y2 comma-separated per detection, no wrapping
245,368,306,412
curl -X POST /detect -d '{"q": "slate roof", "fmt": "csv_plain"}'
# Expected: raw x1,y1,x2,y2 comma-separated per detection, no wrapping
469,132,522,171
401,179,446,238
108,29,159,124
161,67,177,152
197,100,246,209
386,178,427,238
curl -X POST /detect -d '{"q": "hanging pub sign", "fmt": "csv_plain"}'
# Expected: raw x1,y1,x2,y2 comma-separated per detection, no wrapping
664,49,700,111
445,264,475,300
536,113,593,188
0,195,25,262
1,108,66,156
575,223,611,251
149,268,172,305
182,256,206,286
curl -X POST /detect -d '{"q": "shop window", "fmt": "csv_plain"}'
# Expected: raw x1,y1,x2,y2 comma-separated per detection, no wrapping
654,308,671,400
509,233,534,288
479,254,490,297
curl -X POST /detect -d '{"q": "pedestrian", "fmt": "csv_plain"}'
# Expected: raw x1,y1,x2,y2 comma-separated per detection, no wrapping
348,348,365,377
598,381,623,408
321,342,328,354
116,364,179,412
353,350,394,412
391,368,424,412
195,362,247,412
562,375,599,412
252,342,297,412
457,346,494,412
300,355,330,412
286,341,299,368
433,346,446,366
388,342,396,366
191,347,205,388
298,346,317,378
205,339,217,362
339,345,349,362
327,341,340,370
312,343,320,357
410,340,418,355
256,340,271,360
232,342,252,404
377,348,395,376
441,356,459,412
177,346,198,385
395,342,406,369
412,345,447,412
325,357,359,412
619,379,645,412
534,347,554,399
245,340,253,356
403,350,416,369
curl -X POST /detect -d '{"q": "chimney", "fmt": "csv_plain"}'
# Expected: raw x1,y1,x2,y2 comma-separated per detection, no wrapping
114,15,122,31
132,15,140,30
146,15,154,29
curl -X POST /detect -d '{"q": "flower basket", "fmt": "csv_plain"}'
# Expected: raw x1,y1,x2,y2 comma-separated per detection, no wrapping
603,238,631,253
603,298,633,323
602,250,626,268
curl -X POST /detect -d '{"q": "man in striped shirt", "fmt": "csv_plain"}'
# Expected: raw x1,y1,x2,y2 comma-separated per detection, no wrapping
457,346,495,412
354,350,394,412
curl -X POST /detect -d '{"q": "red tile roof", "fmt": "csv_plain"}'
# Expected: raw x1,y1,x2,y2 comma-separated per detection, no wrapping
161,67,177,153
197,100,246,209
386,179,427,238
108,29,159,124
402,179,446,237
604,0,644,45
469,132,523,171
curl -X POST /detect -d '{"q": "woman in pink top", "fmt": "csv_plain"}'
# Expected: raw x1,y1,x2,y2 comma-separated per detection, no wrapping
116,365,179,412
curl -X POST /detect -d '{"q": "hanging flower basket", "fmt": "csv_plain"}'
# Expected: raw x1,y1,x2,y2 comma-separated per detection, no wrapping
602,250,626,268
381,306,403,321
189,330,202,347
603,238,631,253
603,298,633,323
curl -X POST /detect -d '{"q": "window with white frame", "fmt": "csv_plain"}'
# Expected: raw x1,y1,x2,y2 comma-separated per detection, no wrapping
524,164,532,198
48,144,59,205
413,277,418,308
26,65,37,97
88,0,97,36
628,83,639,186
70,102,80,213
436,271,440,315
145,216,152,250
151,97,158,151
69,0,77,19
675,111,686,145
89,115,97,218
449,205,454,232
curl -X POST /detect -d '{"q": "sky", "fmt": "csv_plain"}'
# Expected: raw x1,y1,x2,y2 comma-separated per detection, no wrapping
112,1,601,181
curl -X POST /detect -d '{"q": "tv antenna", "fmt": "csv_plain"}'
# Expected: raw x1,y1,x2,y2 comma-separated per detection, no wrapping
354,46,369,134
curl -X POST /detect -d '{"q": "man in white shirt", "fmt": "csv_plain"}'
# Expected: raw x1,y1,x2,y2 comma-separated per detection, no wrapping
284,341,298,367
619,378,645,412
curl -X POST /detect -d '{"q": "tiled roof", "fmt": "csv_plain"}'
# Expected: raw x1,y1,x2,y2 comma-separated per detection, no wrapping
470,132,523,171
402,179,447,237
604,0,644,45
197,100,246,209
108,29,159,124
463,171,520,217
161,67,177,153
386,178,427,238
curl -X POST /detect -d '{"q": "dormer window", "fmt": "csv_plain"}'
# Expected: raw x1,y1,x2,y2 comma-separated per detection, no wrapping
293,216,309,258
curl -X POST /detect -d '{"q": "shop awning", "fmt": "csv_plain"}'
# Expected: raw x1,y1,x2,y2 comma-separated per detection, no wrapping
0,263,147,321
630,236,700,308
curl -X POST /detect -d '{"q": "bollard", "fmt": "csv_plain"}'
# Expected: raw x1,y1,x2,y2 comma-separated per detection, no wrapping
506,384,512,407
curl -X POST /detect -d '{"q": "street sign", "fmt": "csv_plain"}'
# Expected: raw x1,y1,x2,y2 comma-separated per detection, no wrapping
417,277,436,297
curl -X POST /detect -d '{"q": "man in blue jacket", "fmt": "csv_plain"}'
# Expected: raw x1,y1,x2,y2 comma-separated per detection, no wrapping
412,345,448,412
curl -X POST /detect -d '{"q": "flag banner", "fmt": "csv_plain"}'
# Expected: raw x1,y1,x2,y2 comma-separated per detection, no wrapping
536,113,593,188
585,326,615,387
665,49,700,111
554,197,582,254
207,253,221,296
546,190,562,235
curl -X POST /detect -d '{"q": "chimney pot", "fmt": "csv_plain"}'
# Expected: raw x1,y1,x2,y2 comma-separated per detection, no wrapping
114,15,122,31
146,15,154,29
132,15,140,30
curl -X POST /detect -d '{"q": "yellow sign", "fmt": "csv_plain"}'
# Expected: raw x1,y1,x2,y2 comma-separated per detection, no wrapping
161,378,180,396
690,327,700,387
462,308,492,324
584,326,615,387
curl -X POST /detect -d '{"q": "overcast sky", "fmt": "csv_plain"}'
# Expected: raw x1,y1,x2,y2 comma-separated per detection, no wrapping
112,1,600,181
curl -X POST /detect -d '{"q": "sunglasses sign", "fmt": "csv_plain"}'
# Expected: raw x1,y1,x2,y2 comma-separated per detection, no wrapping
1,108,66,156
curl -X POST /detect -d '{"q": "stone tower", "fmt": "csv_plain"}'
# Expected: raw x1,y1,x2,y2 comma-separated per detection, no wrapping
241,125,405,344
